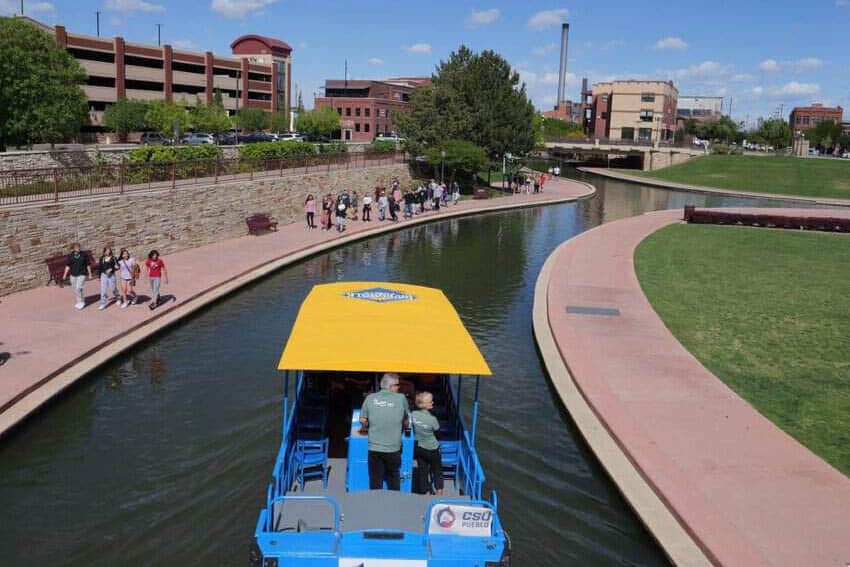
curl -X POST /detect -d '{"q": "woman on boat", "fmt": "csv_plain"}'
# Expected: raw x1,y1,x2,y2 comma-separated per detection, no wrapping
412,391,443,495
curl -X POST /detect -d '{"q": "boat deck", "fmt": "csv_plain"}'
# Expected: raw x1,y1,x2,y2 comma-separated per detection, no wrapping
273,458,465,533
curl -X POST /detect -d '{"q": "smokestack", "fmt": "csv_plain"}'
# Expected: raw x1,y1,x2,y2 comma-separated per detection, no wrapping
557,23,570,105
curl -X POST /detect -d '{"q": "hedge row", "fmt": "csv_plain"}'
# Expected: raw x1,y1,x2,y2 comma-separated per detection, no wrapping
127,144,222,163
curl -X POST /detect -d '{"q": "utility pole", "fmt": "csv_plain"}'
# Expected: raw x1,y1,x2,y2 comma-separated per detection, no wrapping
20,0,23,15
96,11,100,37
344,59,348,90
156,23,162,46
728,96,733,119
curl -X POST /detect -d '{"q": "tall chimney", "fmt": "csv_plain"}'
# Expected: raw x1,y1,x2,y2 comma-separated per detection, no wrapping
557,23,570,106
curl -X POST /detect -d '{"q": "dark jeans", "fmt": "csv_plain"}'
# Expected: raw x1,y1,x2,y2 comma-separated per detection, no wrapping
363,204,371,221
414,444,443,494
306,212,315,227
368,450,401,490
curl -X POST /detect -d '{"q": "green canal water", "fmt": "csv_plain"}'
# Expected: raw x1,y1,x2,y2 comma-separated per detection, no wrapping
0,171,815,566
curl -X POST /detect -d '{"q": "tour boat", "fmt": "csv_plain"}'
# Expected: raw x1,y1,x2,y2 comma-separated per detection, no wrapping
251,282,511,566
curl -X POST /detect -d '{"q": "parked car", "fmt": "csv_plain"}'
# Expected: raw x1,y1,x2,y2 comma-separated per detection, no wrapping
216,132,238,145
376,132,403,141
238,132,276,144
140,132,172,145
181,133,215,145
304,134,331,143
274,132,306,142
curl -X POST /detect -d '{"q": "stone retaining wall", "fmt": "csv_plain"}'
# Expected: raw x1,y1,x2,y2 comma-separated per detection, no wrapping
0,163,411,296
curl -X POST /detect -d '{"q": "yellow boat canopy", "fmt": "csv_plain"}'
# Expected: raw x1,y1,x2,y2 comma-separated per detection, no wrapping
278,282,492,376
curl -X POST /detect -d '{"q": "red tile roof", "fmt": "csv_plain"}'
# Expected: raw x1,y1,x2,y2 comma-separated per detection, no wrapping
230,34,293,53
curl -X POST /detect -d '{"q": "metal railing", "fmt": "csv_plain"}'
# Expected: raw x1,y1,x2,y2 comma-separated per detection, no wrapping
0,151,405,207
546,136,693,149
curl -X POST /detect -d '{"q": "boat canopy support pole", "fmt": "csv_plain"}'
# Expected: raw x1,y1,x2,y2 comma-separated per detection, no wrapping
471,375,480,446
456,375,463,431
283,371,289,433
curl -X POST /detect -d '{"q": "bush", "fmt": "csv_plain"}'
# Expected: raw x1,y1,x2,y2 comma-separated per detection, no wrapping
317,142,347,154
238,140,317,161
712,144,743,156
128,144,222,163
368,139,397,153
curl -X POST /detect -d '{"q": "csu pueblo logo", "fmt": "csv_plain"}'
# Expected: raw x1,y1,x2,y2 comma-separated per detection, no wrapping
436,506,456,528
344,287,416,303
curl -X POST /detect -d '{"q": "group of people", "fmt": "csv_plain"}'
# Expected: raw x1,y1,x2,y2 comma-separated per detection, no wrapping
360,373,443,495
61,243,168,311
304,178,462,232
512,171,549,195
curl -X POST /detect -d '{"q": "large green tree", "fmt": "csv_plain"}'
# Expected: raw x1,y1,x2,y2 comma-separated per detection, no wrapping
145,101,190,138
756,118,792,149
296,106,341,137
395,45,536,158
103,99,149,141
269,110,290,133
189,96,231,135
234,107,269,132
0,18,89,150
808,120,844,151
541,117,583,141
425,139,488,185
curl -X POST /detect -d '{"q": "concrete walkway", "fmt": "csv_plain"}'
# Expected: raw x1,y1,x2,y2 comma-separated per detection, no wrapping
0,176,594,436
580,166,850,208
537,207,850,566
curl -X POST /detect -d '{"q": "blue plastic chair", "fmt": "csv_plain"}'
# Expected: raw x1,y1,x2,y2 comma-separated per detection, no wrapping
440,440,460,489
292,438,329,489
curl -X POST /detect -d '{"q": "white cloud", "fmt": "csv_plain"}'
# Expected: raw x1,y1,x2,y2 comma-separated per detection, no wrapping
837,0,848,6
732,73,755,82
667,60,734,83
404,43,432,54
172,39,198,50
104,0,165,13
654,36,688,51
532,43,558,57
751,86,765,96
297,42,307,49
527,9,568,30
602,39,626,50
770,81,820,96
760,57,823,73
3,0,55,13
465,8,500,27
210,0,278,18
367,57,384,66
759,59,781,72
109,16,123,26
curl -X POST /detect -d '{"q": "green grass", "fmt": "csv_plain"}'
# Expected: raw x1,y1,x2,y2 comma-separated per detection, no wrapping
635,224,850,476
623,155,850,200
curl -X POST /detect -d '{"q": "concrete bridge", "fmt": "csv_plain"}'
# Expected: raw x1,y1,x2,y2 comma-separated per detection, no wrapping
545,140,706,171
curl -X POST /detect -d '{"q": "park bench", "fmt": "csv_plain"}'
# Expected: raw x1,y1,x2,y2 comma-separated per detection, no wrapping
246,213,278,235
45,250,96,287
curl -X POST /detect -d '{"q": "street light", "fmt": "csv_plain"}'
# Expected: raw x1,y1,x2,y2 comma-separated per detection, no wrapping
440,149,446,182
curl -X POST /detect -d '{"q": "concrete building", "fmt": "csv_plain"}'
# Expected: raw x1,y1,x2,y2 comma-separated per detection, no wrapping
589,80,678,143
790,103,844,131
677,96,723,122
314,77,430,141
19,16,291,130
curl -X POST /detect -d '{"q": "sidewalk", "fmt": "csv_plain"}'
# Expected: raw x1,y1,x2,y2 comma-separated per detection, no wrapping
538,207,850,566
0,176,594,436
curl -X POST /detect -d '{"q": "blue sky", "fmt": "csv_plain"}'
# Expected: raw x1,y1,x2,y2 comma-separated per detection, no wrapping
4,0,849,126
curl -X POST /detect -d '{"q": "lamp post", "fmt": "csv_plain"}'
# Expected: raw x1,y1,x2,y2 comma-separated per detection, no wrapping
440,149,445,182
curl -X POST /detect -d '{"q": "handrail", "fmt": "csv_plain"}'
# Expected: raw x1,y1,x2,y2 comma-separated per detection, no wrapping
265,494,342,533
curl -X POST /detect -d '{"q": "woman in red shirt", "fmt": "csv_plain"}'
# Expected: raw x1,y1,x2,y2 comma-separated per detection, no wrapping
145,250,169,310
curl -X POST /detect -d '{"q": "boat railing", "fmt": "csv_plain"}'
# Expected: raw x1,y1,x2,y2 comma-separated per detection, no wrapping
263,494,342,533
457,428,486,500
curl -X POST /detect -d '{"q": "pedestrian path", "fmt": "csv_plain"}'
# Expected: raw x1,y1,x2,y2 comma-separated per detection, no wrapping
0,176,594,436
537,207,850,566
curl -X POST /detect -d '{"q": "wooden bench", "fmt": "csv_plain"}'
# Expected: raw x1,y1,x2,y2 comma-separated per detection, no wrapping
46,250,96,287
246,213,278,235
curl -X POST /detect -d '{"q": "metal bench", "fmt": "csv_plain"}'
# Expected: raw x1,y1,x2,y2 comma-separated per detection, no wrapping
246,213,279,235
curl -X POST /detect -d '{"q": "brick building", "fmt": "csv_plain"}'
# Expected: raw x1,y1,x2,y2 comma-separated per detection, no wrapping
588,80,678,143
789,103,844,132
19,16,291,131
314,77,430,141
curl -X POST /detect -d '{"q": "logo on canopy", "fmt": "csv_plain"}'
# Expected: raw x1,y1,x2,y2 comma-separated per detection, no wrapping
344,287,415,303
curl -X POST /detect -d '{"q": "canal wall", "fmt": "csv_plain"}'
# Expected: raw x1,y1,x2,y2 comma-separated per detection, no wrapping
0,163,411,296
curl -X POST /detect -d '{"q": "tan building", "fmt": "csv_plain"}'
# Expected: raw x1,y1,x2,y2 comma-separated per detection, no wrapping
589,80,678,143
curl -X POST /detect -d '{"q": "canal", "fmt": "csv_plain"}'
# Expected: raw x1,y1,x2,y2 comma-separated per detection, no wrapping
0,171,816,566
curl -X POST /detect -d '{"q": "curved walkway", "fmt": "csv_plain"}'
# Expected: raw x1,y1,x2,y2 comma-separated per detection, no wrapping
535,207,850,566
0,176,594,437
580,166,850,208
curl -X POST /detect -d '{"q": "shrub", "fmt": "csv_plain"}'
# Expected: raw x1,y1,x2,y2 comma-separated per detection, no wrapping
128,144,221,163
238,140,317,161
712,144,743,156
317,142,347,154
368,139,397,153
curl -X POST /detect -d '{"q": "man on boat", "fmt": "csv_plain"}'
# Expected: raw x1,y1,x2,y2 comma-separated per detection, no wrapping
359,373,409,490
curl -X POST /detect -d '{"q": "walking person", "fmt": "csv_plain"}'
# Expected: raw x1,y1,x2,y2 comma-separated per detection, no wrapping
362,193,372,221
388,192,398,221
432,182,442,211
360,373,409,491
412,391,443,495
350,191,359,221
335,195,348,232
305,194,317,229
403,189,415,219
378,191,388,221
117,248,139,308
452,182,461,205
62,243,93,310
145,250,168,310
97,246,120,310
320,194,331,231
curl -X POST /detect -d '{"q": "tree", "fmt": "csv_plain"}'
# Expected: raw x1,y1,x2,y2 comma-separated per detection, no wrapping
103,99,149,141
756,118,792,149
296,106,341,137
425,139,488,185
269,111,290,133
0,18,89,150
145,101,190,138
838,133,850,153
808,120,844,151
234,107,269,132
189,97,231,135
395,45,536,158
541,117,583,141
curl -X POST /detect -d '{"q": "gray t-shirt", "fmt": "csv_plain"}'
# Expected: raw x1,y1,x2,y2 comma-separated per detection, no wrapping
361,390,408,453
411,409,440,451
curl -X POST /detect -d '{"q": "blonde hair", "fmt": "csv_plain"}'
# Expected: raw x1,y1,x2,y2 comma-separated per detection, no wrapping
415,391,433,409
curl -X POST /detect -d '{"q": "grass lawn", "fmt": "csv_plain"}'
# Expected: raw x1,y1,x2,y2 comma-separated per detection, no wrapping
623,154,850,201
635,224,850,476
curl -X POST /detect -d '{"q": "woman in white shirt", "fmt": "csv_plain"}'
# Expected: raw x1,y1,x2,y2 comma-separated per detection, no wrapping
117,248,138,308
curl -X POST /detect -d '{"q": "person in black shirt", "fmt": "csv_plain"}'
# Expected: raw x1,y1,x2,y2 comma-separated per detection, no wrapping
62,243,93,310
97,246,120,310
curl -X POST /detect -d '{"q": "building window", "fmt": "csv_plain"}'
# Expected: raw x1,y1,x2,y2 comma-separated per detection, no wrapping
173,83,206,95
600,112,608,120
86,75,116,87
355,107,361,117
337,107,342,115
355,123,361,132
67,47,115,63
365,108,370,117
248,91,272,101
364,123,370,133
802,116,810,125
638,128,652,141
641,93,655,103
125,79,164,91
346,107,351,116
621,127,635,140
640,109,654,122
171,61,206,74
124,55,163,69
601,95,608,103
248,72,271,82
